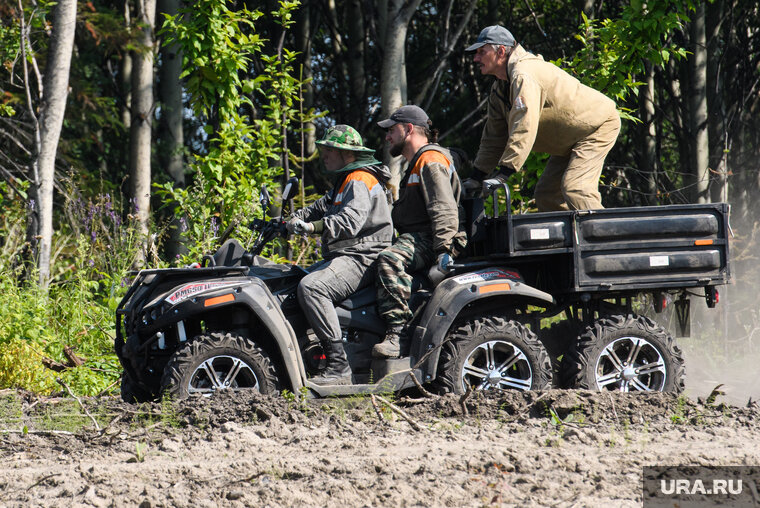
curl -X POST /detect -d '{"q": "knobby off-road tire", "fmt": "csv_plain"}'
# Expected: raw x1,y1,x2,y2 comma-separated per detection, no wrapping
120,372,153,403
160,332,278,399
562,314,685,393
436,316,552,394
538,320,581,388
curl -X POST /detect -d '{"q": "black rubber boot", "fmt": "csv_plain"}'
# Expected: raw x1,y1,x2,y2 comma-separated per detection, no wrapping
310,339,353,385
372,326,405,359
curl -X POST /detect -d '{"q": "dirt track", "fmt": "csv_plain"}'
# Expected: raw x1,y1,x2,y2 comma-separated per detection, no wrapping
1,389,759,507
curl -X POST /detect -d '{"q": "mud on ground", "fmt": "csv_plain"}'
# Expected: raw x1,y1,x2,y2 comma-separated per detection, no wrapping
1,389,758,507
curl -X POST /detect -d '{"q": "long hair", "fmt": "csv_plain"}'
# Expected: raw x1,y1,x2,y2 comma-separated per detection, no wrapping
413,124,439,144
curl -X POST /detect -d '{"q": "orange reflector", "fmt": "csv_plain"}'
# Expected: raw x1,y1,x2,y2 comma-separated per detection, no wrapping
204,293,235,307
694,239,714,246
478,283,511,294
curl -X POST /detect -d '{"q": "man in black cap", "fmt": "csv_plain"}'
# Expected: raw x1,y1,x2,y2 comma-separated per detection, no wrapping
462,25,621,212
372,105,467,359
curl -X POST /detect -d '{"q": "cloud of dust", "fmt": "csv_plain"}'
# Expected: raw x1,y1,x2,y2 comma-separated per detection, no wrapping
679,216,760,406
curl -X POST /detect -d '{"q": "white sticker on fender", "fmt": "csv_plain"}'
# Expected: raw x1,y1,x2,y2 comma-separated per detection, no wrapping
453,268,522,285
165,281,241,305
530,228,550,240
649,256,669,267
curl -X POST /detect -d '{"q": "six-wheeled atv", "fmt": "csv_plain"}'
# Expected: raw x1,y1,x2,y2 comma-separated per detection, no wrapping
115,179,730,401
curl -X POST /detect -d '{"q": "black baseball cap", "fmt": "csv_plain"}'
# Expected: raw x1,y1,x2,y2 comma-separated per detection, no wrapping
377,105,431,129
465,25,516,51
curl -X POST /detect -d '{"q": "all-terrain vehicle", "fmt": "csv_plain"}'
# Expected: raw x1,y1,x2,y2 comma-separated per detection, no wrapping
115,179,731,401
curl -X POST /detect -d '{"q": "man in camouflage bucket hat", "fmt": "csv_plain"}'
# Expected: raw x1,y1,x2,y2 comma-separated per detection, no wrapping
287,125,393,385
314,124,377,153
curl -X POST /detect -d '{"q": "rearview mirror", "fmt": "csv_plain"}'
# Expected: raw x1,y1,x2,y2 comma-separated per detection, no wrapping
260,185,271,216
282,177,299,202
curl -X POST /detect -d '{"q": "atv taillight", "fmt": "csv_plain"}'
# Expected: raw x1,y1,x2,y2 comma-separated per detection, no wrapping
706,287,719,308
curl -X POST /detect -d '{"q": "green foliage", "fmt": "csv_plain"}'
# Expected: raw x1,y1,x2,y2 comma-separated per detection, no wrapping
562,1,693,106
0,188,143,396
670,395,688,424
157,0,318,263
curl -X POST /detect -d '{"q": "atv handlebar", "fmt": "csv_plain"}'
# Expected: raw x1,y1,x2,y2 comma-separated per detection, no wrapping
248,217,289,256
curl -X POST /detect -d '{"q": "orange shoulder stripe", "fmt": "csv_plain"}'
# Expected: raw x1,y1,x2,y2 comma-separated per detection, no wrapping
338,170,380,193
411,150,451,175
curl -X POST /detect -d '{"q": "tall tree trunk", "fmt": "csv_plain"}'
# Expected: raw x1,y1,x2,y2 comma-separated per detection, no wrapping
296,2,318,187
638,62,658,205
130,0,156,263
379,0,422,194
158,0,185,259
345,0,366,128
707,0,727,204
325,0,348,122
580,0,595,19
36,0,76,287
689,1,710,203
121,0,132,131
665,57,690,203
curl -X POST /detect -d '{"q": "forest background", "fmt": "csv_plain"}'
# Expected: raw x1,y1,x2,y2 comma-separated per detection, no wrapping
0,0,757,397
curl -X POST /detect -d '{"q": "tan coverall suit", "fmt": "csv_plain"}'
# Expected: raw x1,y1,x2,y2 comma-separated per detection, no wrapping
474,45,621,211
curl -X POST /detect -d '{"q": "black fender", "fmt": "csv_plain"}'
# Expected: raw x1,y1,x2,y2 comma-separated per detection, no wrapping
164,278,307,392
409,267,555,382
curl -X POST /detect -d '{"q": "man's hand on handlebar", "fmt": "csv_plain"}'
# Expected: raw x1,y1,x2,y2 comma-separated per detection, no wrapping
286,218,314,235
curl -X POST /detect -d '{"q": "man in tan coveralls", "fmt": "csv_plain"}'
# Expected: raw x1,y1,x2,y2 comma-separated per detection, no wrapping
462,25,621,211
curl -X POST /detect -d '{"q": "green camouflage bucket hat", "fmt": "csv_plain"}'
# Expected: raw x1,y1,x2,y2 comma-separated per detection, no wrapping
316,125,375,153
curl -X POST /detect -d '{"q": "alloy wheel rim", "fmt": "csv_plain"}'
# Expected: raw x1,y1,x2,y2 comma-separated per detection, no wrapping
188,355,259,394
460,340,533,391
594,336,667,392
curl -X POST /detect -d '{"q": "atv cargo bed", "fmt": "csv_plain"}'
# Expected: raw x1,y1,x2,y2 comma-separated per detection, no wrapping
470,202,731,294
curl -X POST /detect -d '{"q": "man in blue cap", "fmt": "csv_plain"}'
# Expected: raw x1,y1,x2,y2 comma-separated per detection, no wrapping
462,25,621,211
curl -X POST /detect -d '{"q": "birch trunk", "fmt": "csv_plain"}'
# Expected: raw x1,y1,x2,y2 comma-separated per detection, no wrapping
379,0,422,194
36,0,76,287
639,62,658,205
130,0,156,263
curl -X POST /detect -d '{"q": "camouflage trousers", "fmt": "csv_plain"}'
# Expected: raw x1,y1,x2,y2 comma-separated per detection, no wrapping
375,232,435,327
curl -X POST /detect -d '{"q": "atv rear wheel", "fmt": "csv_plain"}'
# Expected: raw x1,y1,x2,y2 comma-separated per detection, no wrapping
161,332,278,399
538,319,581,388
562,314,685,393
436,316,552,394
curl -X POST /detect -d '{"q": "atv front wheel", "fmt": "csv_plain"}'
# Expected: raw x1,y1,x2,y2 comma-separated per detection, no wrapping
120,372,153,403
161,332,278,399
436,316,552,394
562,314,685,393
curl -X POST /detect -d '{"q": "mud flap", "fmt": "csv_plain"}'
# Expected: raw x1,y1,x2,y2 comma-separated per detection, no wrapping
675,295,690,337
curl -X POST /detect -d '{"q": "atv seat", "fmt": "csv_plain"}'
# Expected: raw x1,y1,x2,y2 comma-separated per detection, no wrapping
210,239,251,267
337,274,430,310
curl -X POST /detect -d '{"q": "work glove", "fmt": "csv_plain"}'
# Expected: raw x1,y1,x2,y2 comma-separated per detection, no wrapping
482,178,504,194
286,218,314,235
461,170,487,197
461,178,483,195
482,166,516,194
436,252,453,273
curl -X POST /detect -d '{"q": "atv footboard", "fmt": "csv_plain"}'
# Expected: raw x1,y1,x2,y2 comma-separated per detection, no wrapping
476,202,731,294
